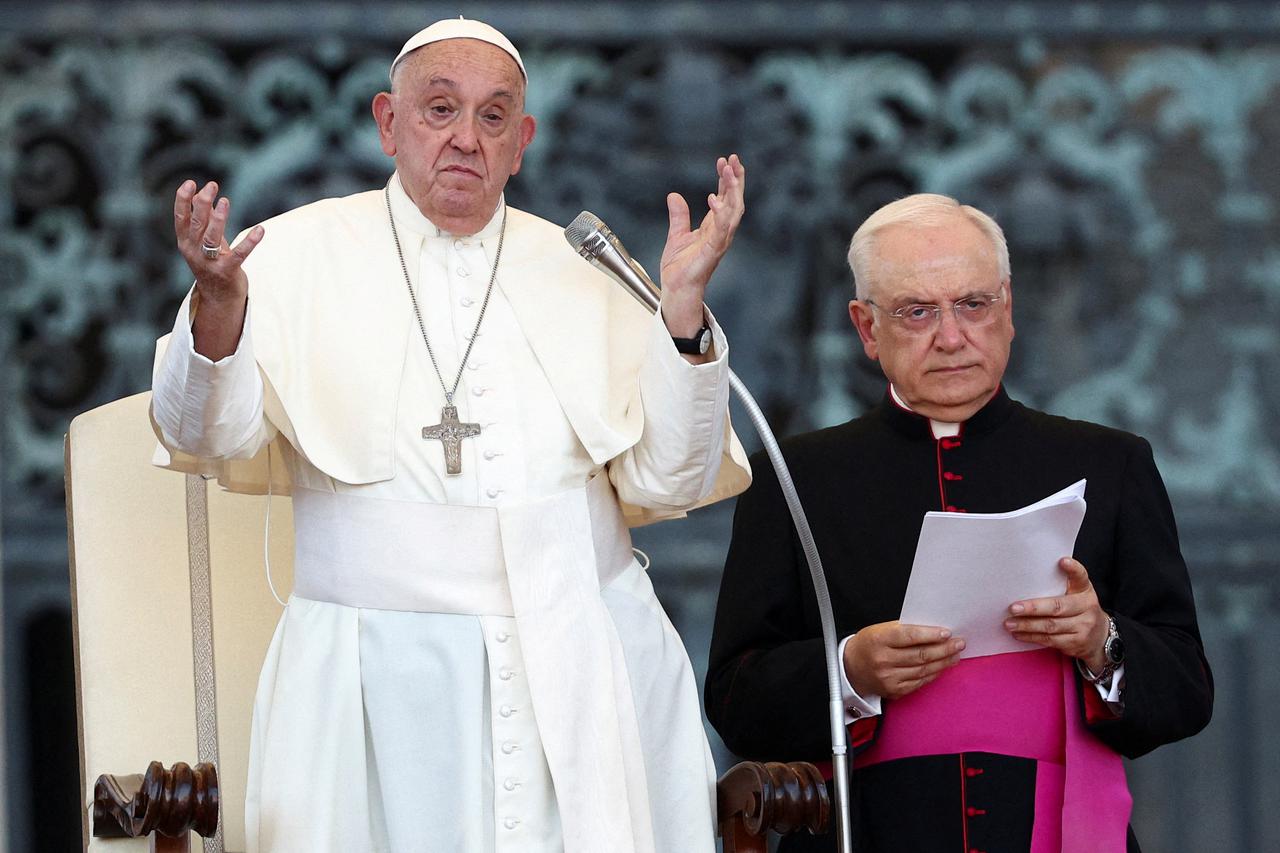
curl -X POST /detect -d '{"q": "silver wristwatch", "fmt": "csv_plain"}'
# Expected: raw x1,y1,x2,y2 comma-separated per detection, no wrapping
1081,615,1124,684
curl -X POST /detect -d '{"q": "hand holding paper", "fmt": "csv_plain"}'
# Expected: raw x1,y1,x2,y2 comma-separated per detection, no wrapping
843,621,966,700
898,479,1089,660
1005,556,1110,672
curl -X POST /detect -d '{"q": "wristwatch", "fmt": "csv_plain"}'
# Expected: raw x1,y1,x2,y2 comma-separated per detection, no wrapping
1103,615,1125,665
671,323,712,355
1081,615,1124,684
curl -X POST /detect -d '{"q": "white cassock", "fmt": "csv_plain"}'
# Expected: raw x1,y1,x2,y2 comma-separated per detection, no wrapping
150,173,751,853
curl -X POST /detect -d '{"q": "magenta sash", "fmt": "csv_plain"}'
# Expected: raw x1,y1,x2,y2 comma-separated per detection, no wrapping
853,649,1131,852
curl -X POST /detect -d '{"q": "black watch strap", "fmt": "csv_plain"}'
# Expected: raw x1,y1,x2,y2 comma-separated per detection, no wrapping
671,323,712,355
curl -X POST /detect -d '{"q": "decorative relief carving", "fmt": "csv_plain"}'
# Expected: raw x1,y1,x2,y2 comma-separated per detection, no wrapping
4,15,1279,515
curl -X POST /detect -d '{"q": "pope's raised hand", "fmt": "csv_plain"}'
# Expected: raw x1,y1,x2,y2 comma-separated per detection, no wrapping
658,154,745,340
173,179,264,359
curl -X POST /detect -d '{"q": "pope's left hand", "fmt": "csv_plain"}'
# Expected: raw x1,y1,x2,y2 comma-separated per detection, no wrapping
1004,557,1110,672
658,154,745,340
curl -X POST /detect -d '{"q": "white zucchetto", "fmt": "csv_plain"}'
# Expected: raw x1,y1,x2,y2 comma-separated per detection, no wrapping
390,17,527,83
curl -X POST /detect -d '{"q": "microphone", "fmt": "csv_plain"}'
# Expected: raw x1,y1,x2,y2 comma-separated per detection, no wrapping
564,211,662,314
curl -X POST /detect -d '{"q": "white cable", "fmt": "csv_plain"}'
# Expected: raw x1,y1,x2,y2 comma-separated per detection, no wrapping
631,547,651,571
263,443,286,607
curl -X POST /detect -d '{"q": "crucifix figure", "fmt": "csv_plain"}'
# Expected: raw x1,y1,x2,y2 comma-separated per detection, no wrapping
423,405,481,475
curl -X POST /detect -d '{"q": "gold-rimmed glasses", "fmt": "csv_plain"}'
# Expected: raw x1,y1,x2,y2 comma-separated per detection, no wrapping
865,286,1006,334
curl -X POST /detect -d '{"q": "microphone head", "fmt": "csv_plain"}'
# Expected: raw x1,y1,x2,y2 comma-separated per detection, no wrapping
564,210,606,253
562,210,661,313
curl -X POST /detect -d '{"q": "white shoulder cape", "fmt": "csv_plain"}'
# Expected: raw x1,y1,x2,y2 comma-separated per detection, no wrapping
152,189,750,526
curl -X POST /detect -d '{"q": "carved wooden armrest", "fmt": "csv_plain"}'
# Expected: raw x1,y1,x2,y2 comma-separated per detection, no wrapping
93,761,219,847
716,760,829,853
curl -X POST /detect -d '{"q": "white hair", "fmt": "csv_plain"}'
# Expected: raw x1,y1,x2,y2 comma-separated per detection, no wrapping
846,193,1010,300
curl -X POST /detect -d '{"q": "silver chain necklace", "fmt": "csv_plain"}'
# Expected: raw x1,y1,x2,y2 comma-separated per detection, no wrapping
385,183,507,475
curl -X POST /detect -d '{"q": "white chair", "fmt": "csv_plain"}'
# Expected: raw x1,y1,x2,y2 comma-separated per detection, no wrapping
66,392,293,852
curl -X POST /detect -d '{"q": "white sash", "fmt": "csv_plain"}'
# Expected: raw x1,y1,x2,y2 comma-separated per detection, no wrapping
289,473,655,853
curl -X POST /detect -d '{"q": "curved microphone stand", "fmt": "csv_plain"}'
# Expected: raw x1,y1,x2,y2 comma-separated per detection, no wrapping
564,213,854,853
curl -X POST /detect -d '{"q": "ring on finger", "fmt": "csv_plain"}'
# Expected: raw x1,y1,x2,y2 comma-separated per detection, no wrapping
201,242,221,260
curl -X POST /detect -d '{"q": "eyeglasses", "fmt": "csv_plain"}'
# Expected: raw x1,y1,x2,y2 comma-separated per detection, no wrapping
865,287,1006,334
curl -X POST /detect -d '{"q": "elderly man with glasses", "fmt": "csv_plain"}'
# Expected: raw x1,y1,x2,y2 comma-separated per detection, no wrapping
705,194,1212,852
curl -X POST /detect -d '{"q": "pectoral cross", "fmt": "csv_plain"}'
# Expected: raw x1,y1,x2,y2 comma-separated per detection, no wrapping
423,405,481,475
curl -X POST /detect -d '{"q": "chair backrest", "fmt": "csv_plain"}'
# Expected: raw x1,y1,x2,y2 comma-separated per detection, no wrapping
66,392,294,852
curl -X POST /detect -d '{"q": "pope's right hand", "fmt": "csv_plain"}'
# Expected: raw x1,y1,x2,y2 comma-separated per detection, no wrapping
843,621,965,700
174,180,264,359
174,179,263,305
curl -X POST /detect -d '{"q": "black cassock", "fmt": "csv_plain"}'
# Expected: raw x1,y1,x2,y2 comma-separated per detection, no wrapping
705,387,1213,852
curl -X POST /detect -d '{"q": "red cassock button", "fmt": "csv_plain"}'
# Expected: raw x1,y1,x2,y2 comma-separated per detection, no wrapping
966,767,984,777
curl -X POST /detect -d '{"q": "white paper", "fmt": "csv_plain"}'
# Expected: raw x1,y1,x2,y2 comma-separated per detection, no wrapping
898,479,1087,659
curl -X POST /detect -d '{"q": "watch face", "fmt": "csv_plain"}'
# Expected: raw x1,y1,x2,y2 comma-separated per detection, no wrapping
1106,634,1125,665
698,328,712,354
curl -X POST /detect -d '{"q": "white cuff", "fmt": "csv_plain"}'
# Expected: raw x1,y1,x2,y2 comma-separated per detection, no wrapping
653,302,729,366
614,308,730,506
1075,658,1126,711
837,634,882,724
1098,662,1125,707
152,293,266,458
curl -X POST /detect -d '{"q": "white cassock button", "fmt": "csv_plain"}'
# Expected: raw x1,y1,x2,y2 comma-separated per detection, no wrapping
483,449,502,460
457,267,471,277
501,740,519,755
503,817,520,830
487,488,503,499
495,631,510,642
499,667,516,680
453,239,464,249
468,361,483,370
472,386,487,396
460,295,475,307
500,704,516,718
503,778,519,791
